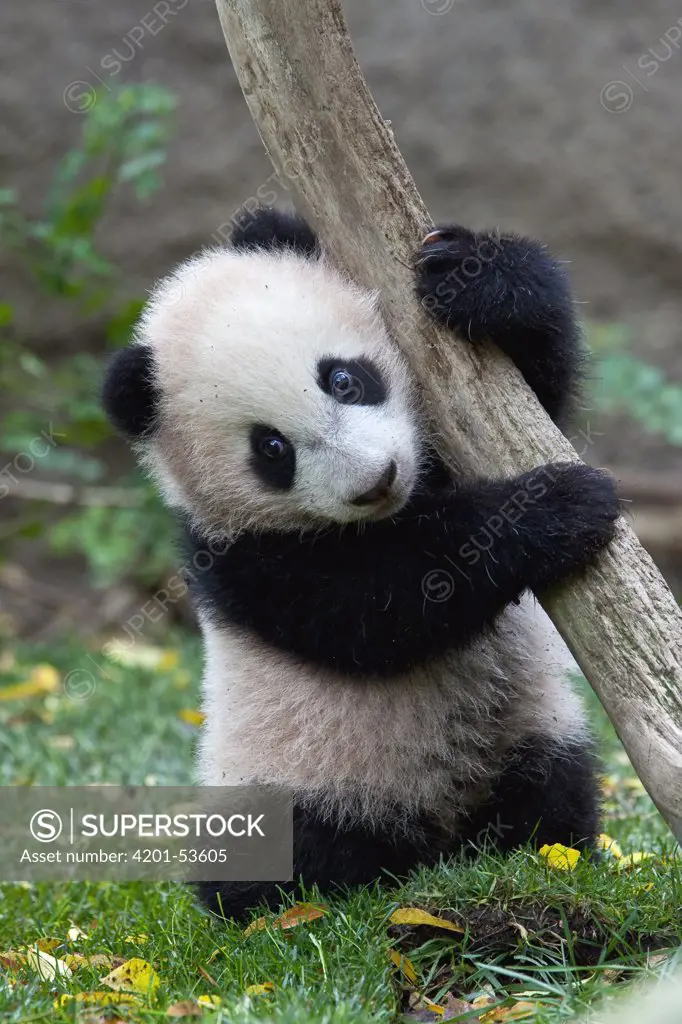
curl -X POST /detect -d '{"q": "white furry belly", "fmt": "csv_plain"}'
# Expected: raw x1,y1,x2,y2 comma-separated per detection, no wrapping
197,597,586,827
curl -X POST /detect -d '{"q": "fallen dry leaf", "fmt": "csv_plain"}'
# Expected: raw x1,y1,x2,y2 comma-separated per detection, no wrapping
388,949,418,985
539,843,581,871
244,902,326,936
124,934,149,945
244,917,268,937
245,982,275,996
405,991,446,1019
106,643,176,670
24,947,72,980
0,664,60,702
617,852,654,870
197,994,222,1008
64,953,115,971
100,957,160,997
597,833,623,859
480,1000,538,1022
54,991,141,1009
389,907,464,934
34,937,63,953
67,924,88,941
0,950,26,970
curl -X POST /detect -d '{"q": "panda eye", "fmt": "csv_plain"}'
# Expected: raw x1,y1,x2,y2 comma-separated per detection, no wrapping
258,434,290,460
250,424,296,490
329,368,362,405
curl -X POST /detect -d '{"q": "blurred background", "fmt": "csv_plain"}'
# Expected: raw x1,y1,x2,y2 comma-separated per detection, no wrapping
2,0,682,647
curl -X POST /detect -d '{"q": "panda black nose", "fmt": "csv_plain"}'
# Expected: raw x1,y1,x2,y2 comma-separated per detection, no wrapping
351,460,397,506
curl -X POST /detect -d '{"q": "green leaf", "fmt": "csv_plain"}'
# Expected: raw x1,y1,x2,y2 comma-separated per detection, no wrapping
106,298,146,347
118,150,167,183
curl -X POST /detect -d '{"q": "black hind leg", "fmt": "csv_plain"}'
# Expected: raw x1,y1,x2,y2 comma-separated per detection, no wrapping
415,226,583,424
197,800,444,922
231,207,319,257
465,736,601,851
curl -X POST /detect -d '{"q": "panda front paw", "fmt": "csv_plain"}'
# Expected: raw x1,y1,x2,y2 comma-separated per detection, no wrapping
525,463,621,588
415,225,491,336
415,224,571,342
414,224,581,422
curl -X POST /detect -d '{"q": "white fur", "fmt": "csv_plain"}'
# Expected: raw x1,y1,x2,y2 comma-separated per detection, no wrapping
135,246,420,536
198,596,586,831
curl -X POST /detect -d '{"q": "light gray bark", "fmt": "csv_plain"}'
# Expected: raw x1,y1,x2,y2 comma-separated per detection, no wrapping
214,0,682,841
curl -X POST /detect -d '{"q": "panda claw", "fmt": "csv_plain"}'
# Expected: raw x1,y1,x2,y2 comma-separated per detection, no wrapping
422,229,446,246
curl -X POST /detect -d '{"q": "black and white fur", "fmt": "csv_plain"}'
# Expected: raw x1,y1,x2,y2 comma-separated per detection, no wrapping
102,208,620,921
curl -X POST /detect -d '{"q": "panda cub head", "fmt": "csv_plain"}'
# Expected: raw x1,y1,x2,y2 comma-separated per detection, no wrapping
102,243,421,536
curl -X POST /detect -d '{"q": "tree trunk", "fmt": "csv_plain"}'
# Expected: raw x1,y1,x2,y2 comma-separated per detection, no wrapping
214,0,682,842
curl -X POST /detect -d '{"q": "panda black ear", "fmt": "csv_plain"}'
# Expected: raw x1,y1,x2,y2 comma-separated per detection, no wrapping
231,207,319,258
101,344,160,439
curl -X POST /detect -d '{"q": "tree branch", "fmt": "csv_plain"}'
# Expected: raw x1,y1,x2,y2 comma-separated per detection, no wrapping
214,0,682,840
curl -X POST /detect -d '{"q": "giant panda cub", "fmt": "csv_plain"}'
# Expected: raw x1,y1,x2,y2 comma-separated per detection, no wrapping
102,208,620,920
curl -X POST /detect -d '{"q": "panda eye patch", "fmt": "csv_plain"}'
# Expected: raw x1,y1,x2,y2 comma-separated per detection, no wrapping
250,425,296,490
317,357,386,406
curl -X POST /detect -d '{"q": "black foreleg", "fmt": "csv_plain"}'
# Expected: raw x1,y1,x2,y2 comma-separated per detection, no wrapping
415,225,583,423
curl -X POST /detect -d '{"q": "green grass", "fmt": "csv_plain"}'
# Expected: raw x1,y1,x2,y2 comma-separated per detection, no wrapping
0,638,679,1022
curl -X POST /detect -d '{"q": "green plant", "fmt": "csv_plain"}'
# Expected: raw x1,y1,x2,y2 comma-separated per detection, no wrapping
0,84,177,585
589,322,682,446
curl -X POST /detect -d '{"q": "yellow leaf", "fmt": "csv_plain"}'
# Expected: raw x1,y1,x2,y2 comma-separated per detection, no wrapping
617,852,654,870
197,994,222,1007
539,843,581,871
481,1001,538,1022
245,982,275,996
100,957,160,997
388,949,418,985
54,991,140,1009
178,709,205,727
422,996,446,1015
67,925,88,941
389,907,464,933
24,947,72,980
35,937,62,953
597,834,623,859
0,664,60,702
106,643,168,670
64,953,114,971
158,649,180,671
243,916,267,937
244,902,325,936
275,903,326,929
124,933,149,944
